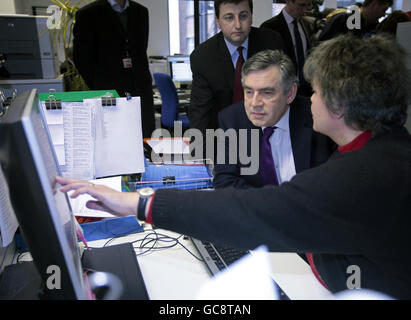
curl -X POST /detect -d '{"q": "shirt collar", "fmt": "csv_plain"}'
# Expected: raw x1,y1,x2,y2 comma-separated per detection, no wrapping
262,107,290,133
282,9,295,25
338,130,372,154
107,0,129,13
224,37,249,57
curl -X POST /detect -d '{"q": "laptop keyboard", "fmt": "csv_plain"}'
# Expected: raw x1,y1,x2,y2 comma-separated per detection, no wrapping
191,238,289,300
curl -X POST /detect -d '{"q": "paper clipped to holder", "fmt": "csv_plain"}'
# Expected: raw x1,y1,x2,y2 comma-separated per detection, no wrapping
40,91,145,179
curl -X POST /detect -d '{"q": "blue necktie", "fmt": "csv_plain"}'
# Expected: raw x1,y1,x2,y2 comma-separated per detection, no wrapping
260,127,278,186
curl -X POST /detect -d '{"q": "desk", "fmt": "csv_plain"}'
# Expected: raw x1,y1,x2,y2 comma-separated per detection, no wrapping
87,227,333,300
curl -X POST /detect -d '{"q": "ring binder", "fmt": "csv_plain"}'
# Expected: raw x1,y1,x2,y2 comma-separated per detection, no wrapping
45,89,62,110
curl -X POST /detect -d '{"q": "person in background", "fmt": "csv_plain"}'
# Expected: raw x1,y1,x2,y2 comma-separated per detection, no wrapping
260,0,313,96
318,0,393,41
213,49,333,189
188,0,284,139
73,0,155,138
58,34,411,300
376,10,410,35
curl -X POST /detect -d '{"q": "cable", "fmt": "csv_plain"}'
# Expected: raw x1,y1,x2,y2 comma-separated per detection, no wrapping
85,227,204,262
133,228,204,261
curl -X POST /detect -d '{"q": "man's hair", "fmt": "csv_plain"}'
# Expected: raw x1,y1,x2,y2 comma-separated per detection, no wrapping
214,0,253,18
363,0,393,7
376,10,410,35
304,34,410,135
241,49,298,94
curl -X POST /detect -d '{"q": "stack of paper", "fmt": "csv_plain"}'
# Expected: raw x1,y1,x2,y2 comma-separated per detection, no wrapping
39,94,145,180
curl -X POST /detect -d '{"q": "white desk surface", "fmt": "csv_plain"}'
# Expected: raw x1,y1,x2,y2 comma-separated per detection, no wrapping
88,227,333,300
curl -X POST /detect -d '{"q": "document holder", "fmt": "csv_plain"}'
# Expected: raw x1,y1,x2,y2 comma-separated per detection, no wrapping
82,243,149,300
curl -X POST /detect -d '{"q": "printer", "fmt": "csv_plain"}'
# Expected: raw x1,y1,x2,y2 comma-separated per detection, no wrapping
0,14,59,79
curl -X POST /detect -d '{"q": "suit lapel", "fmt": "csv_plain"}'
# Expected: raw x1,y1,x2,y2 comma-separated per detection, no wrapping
243,107,263,186
300,19,312,51
289,99,312,173
278,13,297,65
217,32,235,93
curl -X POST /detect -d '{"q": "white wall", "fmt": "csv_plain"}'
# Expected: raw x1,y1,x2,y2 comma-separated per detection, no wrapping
138,0,170,57
253,0,274,27
0,0,16,14
393,0,411,11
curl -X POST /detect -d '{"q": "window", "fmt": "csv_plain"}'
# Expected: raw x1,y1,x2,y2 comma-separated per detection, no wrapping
169,0,194,55
198,1,218,44
168,0,218,55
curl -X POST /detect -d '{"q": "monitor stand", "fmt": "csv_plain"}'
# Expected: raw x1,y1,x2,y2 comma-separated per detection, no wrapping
0,243,149,300
82,242,149,300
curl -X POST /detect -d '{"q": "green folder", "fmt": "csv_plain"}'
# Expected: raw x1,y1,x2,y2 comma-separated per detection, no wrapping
38,90,120,102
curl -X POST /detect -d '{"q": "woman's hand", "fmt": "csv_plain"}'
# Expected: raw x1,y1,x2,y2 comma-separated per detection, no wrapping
55,176,139,217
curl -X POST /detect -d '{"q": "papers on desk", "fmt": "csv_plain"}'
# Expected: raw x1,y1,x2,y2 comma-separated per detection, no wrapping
68,176,122,218
196,246,278,300
40,96,145,180
146,138,190,155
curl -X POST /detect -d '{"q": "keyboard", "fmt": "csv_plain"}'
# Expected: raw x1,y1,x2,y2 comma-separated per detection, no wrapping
191,238,289,300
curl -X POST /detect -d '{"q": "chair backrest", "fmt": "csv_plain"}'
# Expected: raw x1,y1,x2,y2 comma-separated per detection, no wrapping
153,73,179,128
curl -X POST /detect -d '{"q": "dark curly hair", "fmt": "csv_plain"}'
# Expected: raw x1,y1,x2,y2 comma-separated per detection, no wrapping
214,0,253,18
304,34,410,135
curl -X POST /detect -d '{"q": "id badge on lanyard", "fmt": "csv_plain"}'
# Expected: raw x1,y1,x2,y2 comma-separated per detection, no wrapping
123,38,133,69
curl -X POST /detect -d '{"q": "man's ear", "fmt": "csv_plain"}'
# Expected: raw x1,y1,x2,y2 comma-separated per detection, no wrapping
216,16,221,30
286,82,298,105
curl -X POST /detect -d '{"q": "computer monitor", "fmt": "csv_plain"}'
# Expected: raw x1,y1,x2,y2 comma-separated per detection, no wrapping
167,55,192,84
0,89,87,299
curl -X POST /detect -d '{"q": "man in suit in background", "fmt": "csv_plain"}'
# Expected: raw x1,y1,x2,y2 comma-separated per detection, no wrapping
73,0,155,138
260,0,313,97
213,49,333,189
189,0,284,138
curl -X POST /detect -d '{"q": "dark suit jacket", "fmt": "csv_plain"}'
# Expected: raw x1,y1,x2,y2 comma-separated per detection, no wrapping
188,27,284,134
73,0,155,138
152,127,411,299
318,13,375,41
213,96,334,189
260,12,312,96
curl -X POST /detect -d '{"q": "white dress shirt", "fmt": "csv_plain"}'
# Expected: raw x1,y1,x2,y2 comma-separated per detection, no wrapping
262,107,296,184
107,0,130,13
223,37,249,68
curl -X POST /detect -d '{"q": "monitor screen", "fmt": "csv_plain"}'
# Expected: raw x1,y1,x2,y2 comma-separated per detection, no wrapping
167,55,192,83
0,89,87,299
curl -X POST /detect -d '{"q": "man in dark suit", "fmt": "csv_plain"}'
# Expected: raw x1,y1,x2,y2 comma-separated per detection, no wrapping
73,0,155,138
213,49,333,189
189,0,284,136
260,0,313,96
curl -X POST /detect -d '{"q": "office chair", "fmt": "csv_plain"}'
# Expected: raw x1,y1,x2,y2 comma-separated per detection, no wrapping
153,73,190,130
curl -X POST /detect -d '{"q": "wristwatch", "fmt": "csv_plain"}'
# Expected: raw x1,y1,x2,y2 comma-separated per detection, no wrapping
137,187,155,221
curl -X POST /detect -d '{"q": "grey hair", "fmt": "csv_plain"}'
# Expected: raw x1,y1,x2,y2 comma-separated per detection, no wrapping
304,34,410,135
241,49,298,94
